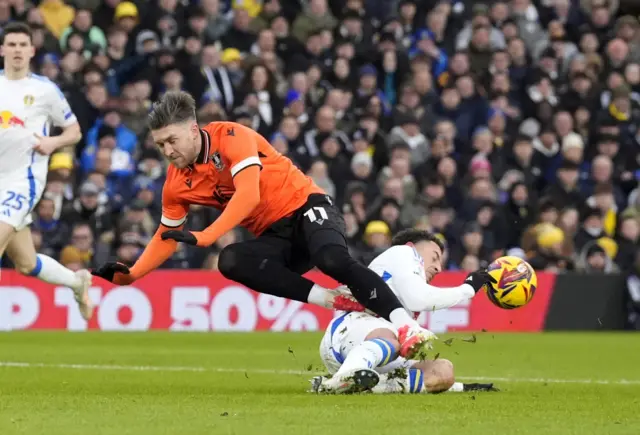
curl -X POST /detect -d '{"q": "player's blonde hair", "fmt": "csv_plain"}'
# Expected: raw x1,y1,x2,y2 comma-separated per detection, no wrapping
148,91,197,130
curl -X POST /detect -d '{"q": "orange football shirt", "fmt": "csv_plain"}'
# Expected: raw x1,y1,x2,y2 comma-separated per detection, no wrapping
160,122,324,236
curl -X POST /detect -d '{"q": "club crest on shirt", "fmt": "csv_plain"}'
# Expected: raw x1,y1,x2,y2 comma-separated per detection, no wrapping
23,95,35,106
211,152,225,171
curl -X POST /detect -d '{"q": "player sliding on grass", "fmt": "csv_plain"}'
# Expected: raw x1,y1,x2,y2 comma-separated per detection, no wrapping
92,91,436,359
0,23,92,320
312,229,498,394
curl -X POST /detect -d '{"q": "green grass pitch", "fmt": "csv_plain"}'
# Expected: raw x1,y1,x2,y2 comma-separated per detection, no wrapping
1,332,639,435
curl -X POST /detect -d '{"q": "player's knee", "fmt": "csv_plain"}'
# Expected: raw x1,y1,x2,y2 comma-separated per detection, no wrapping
413,359,454,393
312,245,353,276
366,329,400,353
424,359,455,393
14,254,38,276
217,245,241,279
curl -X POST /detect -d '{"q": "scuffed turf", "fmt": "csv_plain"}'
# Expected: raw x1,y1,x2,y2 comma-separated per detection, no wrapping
1,332,639,435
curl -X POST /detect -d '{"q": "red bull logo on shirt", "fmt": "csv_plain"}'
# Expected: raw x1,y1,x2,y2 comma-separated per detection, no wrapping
0,110,25,128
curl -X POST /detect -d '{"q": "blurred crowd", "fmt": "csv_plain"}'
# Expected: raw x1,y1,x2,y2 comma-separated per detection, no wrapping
1,0,639,276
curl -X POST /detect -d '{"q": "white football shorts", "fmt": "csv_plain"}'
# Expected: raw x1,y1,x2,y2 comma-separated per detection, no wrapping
0,175,44,231
319,311,414,375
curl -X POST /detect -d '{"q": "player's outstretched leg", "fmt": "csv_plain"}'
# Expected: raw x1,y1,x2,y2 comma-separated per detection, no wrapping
371,360,498,394
217,239,363,311
6,227,93,320
315,328,399,394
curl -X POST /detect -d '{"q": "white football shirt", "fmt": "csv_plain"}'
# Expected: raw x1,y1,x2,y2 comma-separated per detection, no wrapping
368,245,475,314
0,72,77,183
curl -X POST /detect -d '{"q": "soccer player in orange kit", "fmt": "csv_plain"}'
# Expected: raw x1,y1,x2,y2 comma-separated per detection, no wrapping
92,91,435,359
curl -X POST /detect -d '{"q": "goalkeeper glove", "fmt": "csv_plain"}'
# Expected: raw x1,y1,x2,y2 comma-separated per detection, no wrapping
161,230,199,245
92,262,131,283
464,268,497,293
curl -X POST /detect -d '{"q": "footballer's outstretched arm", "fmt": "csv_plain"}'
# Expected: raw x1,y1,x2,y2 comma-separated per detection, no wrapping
112,223,183,285
108,185,189,285
393,270,475,312
385,247,475,312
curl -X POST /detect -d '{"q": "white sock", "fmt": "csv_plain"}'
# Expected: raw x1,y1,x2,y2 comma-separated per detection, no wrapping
389,307,419,329
447,382,465,392
334,338,397,377
29,254,81,289
307,284,329,307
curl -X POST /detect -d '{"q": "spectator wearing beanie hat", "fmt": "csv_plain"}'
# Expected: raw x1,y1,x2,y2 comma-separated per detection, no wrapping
575,206,606,250
561,132,585,164
59,243,93,271
351,151,374,182
349,152,380,201
544,131,586,183
61,222,94,267
359,220,392,264
60,181,112,238
597,84,639,147
115,230,147,265
111,1,139,33
577,237,620,273
468,154,492,180
528,223,574,272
